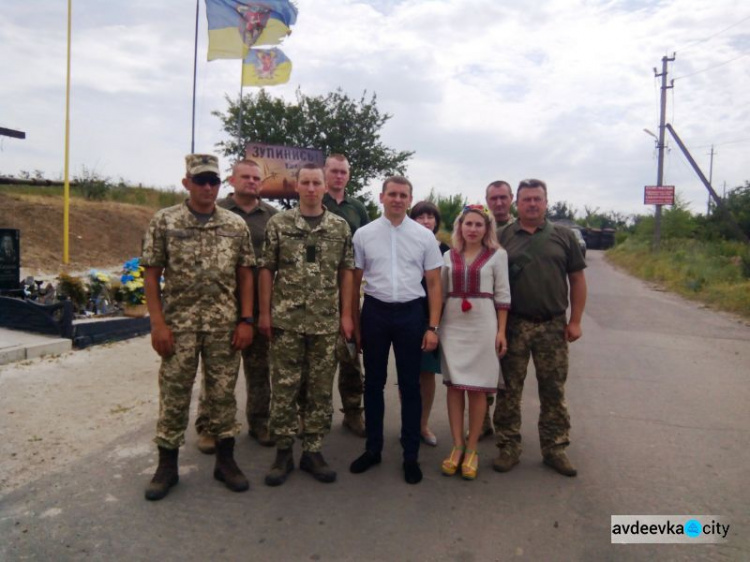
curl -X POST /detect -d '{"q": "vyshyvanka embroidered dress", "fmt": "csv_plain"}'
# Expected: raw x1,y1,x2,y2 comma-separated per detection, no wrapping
439,247,511,393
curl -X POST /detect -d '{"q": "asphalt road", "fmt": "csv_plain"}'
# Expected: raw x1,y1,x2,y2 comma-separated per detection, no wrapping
1,251,748,561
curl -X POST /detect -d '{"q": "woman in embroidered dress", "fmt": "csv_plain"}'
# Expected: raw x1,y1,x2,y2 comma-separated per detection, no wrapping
439,205,510,480
409,201,450,447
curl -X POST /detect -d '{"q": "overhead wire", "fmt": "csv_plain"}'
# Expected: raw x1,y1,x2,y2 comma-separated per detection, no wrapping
676,14,750,54
673,52,750,81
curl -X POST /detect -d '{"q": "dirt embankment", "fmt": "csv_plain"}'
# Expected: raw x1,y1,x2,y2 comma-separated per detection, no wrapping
0,193,158,275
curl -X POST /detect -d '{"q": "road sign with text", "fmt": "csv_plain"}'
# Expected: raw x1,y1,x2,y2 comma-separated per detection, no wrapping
644,186,675,205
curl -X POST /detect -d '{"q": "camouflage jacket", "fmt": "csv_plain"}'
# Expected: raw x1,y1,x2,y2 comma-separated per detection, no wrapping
141,201,255,333
259,207,354,334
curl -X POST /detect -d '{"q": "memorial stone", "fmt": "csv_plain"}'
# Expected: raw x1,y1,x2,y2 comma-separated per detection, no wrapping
0,229,20,292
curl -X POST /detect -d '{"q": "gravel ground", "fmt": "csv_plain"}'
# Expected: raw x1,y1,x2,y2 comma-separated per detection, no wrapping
0,336,160,497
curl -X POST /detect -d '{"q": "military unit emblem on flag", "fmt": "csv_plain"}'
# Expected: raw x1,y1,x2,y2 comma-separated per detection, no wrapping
205,0,298,83
242,48,292,86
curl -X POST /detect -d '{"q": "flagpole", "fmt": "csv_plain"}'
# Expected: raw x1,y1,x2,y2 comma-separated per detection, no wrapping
238,59,244,156
63,0,72,264
191,0,200,153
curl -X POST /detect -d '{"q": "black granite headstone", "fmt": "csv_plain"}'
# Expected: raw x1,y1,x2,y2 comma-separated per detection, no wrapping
0,229,20,292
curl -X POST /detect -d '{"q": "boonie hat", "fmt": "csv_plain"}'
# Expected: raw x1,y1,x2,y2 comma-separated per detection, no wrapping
186,154,220,176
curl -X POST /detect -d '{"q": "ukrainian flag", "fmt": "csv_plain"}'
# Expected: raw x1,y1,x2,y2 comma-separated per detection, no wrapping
242,48,292,86
206,0,298,60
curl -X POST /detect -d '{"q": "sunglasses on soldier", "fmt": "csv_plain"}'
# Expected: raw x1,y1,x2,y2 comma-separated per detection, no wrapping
191,174,221,187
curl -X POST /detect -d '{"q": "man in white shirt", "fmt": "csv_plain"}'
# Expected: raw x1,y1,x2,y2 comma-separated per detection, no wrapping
348,176,443,484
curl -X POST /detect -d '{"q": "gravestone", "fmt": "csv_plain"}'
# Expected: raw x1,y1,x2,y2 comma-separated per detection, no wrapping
0,229,20,292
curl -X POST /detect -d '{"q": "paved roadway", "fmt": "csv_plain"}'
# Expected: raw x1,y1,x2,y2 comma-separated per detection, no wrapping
1,251,748,561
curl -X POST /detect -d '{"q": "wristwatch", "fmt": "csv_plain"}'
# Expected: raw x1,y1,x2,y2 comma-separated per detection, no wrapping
426,326,439,334
239,316,254,325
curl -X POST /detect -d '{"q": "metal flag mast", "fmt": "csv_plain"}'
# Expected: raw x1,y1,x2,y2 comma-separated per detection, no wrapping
191,0,200,154
63,0,72,264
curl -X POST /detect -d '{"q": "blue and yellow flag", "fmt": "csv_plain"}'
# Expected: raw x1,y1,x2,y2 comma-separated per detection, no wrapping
205,0,298,60
242,48,292,86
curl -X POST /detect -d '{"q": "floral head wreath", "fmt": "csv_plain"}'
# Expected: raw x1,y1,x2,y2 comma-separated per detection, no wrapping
462,204,490,217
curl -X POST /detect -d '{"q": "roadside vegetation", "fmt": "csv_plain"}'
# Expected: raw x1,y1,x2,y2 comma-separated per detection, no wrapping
606,184,750,319
0,167,182,209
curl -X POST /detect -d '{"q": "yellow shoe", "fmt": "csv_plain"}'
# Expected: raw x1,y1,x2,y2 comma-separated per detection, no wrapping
441,446,465,476
461,449,479,480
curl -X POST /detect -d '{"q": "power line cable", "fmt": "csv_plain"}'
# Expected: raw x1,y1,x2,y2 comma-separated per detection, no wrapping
689,138,750,150
676,14,750,54
673,52,749,81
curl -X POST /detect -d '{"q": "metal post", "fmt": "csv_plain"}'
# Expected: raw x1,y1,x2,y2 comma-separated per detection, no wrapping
653,54,675,251
190,0,199,154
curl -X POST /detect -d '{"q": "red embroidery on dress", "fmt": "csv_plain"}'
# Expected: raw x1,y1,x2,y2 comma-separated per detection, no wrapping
448,249,498,310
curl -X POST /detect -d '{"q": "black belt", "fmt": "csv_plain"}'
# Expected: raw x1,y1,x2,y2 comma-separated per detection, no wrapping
509,311,565,323
364,295,422,309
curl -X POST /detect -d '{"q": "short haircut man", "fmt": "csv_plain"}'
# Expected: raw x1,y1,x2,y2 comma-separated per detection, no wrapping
493,178,587,477
486,180,514,229
258,162,355,486
322,153,370,437
349,176,444,484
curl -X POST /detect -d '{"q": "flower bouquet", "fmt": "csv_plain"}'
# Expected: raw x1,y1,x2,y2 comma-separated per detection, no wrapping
87,269,113,314
119,258,148,316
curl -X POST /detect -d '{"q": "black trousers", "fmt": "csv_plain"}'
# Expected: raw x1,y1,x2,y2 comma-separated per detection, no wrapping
361,295,425,462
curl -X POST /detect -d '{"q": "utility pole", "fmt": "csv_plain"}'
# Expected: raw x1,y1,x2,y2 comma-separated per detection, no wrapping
706,145,715,215
653,53,675,250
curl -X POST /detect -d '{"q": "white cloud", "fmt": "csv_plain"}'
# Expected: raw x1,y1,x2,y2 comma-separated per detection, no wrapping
0,0,747,216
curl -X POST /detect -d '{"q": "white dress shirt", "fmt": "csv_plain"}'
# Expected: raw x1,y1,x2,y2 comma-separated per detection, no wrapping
353,216,444,303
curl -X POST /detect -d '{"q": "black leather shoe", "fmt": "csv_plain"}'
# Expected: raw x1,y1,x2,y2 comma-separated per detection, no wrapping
403,460,423,484
349,451,381,474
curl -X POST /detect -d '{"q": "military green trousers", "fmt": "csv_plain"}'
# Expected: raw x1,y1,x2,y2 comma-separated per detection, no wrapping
154,331,241,449
269,329,337,452
494,315,571,456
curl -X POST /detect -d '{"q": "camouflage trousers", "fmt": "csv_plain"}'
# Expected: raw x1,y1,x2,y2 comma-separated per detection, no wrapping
196,327,271,435
269,329,337,452
494,315,571,457
336,334,364,413
154,331,241,450
298,334,363,415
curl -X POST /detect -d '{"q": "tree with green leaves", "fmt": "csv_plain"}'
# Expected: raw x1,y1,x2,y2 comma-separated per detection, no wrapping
425,188,466,233
706,181,750,241
213,88,413,212
548,201,576,222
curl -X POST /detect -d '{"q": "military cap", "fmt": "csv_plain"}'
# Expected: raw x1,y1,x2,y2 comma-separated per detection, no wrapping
186,154,220,176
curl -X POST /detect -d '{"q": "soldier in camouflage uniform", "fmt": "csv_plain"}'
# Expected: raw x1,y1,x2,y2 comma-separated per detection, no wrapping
258,163,354,486
481,180,516,440
494,179,587,477
195,159,278,453
141,154,256,501
322,154,369,437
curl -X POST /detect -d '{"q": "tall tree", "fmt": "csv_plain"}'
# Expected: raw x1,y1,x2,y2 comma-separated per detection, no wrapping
213,88,414,209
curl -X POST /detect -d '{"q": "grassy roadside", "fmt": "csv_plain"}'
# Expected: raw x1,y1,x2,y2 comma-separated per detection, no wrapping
606,237,750,319
0,182,181,209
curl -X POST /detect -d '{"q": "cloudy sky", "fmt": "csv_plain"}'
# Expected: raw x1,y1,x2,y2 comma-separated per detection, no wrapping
1,0,748,217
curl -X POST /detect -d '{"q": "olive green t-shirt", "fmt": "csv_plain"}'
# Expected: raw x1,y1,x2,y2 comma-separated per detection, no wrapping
499,220,586,317
218,197,278,259
322,192,370,235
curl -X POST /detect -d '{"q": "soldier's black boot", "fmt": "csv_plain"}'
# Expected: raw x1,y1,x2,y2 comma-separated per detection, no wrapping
264,447,294,487
145,446,179,501
300,451,337,483
214,437,250,492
